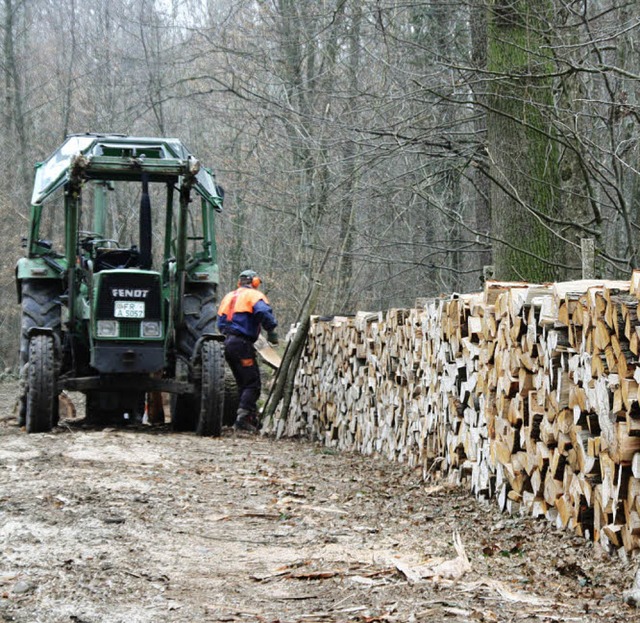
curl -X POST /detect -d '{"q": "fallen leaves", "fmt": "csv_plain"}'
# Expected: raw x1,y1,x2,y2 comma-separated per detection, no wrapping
1,390,638,622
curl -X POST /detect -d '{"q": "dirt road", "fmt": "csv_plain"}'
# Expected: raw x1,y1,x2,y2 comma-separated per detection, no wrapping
1,382,638,623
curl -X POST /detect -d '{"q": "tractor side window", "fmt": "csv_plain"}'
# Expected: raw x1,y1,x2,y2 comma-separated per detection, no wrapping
37,195,66,255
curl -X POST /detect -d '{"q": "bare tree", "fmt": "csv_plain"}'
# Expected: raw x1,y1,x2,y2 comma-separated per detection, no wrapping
2,0,30,188
1,0,640,366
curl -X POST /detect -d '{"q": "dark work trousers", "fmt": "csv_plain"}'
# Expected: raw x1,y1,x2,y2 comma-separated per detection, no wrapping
224,334,261,414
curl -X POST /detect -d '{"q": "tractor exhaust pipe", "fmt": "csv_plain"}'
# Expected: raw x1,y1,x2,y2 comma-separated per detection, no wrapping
140,173,152,270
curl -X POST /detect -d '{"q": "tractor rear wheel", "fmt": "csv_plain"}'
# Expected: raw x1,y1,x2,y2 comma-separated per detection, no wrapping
173,285,224,434
196,340,224,437
26,334,57,433
177,285,217,356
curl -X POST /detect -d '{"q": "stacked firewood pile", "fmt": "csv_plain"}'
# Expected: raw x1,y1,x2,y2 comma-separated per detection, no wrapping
265,273,640,553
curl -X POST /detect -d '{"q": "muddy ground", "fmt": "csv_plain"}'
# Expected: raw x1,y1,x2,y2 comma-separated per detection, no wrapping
1,380,639,623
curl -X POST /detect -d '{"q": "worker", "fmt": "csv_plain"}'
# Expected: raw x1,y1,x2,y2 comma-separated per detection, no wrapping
217,269,279,431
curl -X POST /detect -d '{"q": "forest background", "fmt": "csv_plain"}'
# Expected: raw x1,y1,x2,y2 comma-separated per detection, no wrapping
1,0,638,369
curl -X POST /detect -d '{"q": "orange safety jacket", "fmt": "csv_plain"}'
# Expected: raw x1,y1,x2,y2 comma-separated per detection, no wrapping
217,286,277,342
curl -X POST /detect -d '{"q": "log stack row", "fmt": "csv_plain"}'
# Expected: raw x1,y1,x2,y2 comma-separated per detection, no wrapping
265,272,640,553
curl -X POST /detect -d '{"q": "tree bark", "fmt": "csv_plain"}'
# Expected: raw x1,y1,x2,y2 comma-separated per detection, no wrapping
487,0,560,282
3,0,30,188
470,0,492,278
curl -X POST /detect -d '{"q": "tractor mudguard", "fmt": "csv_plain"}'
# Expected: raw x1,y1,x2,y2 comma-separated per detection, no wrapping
191,333,225,363
15,259,65,303
25,326,62,357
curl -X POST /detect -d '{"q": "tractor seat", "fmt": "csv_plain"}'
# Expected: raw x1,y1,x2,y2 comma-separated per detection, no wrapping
93,247,141,271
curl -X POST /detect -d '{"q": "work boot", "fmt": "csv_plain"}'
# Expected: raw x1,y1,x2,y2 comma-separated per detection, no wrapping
234,408,257,433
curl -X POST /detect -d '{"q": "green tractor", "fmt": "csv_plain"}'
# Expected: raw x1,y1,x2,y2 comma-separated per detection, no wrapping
16,133,229,435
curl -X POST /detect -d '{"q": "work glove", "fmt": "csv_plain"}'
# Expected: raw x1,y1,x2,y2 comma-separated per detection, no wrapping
267,330,279,345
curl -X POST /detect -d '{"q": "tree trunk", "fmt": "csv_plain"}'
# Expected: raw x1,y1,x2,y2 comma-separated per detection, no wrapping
334,1,362,311
3,0,30,188
470,0,492,279
487,0,560,282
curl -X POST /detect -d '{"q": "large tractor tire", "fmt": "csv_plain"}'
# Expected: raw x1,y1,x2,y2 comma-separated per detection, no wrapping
173,363,235,430
26,334,57,433
176,285,217,356
196,340,224,437
19,280,62,426
172,285,223,433
20,280,62,366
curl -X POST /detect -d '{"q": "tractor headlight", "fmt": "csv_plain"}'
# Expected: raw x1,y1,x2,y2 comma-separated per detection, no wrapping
141,321,162,338
97,320,119,337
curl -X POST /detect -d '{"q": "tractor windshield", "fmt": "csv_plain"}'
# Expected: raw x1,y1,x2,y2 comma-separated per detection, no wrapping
32,136,95,205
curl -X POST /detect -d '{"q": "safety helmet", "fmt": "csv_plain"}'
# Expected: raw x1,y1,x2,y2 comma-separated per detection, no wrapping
238,269,261,288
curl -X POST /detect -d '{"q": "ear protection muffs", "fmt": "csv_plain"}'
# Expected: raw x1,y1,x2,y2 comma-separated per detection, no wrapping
238,273,262,288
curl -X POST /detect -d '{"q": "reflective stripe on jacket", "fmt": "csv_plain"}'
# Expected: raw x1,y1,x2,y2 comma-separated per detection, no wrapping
217,286,277,342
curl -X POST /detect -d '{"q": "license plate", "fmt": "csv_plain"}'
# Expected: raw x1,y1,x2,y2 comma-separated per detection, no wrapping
114,301,145,319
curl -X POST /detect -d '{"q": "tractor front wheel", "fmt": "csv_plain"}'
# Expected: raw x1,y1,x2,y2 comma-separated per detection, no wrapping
26,334,57,433
19,280,62,425
196,340,224,437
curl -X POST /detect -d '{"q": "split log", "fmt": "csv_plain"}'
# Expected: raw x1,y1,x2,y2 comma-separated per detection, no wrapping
264,276,640,555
